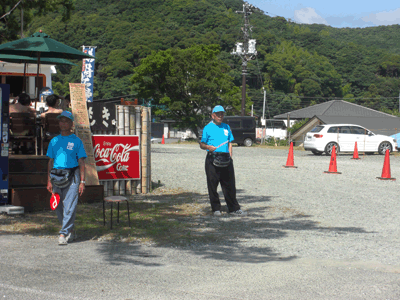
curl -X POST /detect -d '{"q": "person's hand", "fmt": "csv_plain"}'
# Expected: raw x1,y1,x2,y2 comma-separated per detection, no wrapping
79,183,85,196
47,181,53,193
208,145,217,152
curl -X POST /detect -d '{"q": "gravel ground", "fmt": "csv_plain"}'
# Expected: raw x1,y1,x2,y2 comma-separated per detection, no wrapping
152,144,400,266
1,144,400,299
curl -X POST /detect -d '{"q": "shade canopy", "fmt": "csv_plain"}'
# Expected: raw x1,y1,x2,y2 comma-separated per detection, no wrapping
0,32,94,60
0,54,77,66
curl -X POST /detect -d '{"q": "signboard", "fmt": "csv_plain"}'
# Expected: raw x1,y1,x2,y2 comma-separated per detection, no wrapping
70,83,99,186
0,84,9,204
81,46,96,102
87,102,116,132
92,135,140,181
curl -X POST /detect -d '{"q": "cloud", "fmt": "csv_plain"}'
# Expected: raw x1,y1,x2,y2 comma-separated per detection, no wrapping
293,7,328,25
361,8,400,26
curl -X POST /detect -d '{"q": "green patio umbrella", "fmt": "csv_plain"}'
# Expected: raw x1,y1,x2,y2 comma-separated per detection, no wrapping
0,31,94,104
0,54,77,91
0,54,77,66
0,31,94,60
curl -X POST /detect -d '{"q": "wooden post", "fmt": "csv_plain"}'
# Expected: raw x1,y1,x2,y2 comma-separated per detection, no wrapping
141,107,149,194
129,106,136,135
129,106,136,194
116,105,125,195
136,106,142,194
147,107,151,192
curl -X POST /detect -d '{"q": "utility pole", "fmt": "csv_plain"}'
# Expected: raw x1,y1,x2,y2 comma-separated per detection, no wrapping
231,2,257,116
261,88,266,144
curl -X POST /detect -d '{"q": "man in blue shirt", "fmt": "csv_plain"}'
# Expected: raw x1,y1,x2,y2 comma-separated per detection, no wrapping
46,111,87,245
200,105,245,216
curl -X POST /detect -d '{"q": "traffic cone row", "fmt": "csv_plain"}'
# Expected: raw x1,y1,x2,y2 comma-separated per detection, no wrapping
283,141,395,180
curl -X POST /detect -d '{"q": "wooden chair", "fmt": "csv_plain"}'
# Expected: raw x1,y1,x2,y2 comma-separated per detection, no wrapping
41,113,61,155
9,113,38,155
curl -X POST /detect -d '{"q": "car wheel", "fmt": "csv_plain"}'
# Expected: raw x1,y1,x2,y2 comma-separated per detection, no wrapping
378,141,392,155
311,150,323,155
243,138,253,147
325,142,339,155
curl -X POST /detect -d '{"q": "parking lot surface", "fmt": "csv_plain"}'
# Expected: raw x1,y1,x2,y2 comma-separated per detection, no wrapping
1,144,400,299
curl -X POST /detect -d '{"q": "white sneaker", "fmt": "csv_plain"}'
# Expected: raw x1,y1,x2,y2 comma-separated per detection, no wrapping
213,210,222,216
66,231,76,243
231,209,246,216
58,235,67,245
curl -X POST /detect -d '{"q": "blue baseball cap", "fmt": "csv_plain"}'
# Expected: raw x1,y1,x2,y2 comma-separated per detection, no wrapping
212,105,225,113
57,111,74,121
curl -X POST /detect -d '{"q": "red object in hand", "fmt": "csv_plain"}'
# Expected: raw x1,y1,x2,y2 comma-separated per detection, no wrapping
50,193,60,210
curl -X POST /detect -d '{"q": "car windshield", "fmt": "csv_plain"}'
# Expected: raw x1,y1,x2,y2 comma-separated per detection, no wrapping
310,126,324,133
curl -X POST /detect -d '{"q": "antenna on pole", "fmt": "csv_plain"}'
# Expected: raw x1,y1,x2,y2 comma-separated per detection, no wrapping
231,2,257,116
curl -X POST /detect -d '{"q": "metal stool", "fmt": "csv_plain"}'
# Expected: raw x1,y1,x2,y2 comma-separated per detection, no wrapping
103,196,131,229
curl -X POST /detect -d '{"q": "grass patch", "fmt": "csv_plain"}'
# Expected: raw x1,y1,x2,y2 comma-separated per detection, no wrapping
0,188,230,246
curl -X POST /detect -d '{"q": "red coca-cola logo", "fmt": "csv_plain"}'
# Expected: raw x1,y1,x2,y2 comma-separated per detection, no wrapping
94,142,139,172
92,135,140,180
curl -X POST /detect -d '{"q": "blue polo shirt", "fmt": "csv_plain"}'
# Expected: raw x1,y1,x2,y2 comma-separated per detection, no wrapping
47,134,87,169
201,121,234,153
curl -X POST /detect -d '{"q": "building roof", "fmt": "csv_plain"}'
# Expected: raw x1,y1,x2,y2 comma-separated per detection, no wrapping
274,100,396,119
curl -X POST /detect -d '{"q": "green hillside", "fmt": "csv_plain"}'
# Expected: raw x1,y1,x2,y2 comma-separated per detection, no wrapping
12,0,400,117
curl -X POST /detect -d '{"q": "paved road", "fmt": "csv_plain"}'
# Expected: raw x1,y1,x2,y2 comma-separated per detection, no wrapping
1,145,400,299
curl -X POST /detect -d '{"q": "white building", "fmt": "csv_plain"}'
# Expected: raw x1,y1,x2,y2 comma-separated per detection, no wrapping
0,61,55,100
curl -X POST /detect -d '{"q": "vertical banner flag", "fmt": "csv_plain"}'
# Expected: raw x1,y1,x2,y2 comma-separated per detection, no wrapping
81,46,96,102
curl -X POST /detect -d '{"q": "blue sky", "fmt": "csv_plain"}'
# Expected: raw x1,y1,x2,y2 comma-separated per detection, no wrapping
246,0,400,28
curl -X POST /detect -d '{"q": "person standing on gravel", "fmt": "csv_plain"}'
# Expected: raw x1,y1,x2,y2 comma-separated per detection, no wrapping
46,111,87,245
200,105,245,216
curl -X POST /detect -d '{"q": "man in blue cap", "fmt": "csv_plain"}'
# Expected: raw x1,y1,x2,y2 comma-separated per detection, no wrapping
200,105,245,216
46,111,87,245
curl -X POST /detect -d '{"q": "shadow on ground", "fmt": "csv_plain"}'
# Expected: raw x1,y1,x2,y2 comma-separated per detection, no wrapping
95,188,370,266
0,188,371,266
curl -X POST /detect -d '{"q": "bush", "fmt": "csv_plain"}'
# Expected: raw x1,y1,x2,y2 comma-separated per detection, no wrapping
265,136,288,146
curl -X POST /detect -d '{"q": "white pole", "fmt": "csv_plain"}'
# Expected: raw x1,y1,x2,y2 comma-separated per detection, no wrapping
262,89,266,144
262,89,266,120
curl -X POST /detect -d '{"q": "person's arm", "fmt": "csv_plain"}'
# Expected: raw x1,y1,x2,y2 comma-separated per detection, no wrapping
199,142,216,152
229,142,233,158
78,158,86,196
47,159,54,193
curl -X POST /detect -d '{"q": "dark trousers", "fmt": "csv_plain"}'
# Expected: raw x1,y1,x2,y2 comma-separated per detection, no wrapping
205,154,240,212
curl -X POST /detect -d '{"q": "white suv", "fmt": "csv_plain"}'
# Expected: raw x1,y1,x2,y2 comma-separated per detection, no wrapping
304,124,398,155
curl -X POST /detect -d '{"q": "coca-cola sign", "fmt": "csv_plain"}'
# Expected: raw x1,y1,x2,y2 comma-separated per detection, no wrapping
92,135,140,180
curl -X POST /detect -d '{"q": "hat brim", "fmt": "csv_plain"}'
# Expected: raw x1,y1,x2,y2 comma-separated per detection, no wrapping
57,115,74,121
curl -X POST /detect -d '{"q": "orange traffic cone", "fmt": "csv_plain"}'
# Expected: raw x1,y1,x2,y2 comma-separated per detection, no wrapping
161,135,165,144
377,149,396,180
324,145,341,174
351,141,361,160
283,142,297,168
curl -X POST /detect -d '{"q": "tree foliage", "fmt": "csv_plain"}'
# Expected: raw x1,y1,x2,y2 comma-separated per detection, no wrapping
0,0,74,43
3,0,400,118
131,44,245,136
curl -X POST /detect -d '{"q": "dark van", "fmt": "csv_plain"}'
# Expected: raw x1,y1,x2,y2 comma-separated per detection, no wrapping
224,116,256,147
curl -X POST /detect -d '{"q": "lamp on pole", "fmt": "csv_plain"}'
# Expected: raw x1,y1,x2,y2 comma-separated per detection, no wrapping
231,2,257,116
